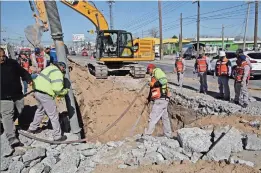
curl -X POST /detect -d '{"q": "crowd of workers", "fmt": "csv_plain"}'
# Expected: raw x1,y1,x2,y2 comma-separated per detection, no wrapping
1,46,68,148
173,49,251,108
0,44,253,148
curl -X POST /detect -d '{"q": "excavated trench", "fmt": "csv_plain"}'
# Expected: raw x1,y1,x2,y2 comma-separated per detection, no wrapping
22,61,261,143
68,61,261,143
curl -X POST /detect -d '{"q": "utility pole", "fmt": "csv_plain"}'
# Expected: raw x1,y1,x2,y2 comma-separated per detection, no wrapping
179,13,183,56
243,2,251,51
222,24,224,50
193,0,200,56
254,0,258,51
107,0,115,30
44,1,81,138
158,0,163,60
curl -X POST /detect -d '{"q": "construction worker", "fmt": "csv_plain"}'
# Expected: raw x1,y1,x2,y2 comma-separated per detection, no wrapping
234,55,250,108
44,47,51,66
174,54,186,88
1,48,32,148
18,52,32,94
31,47,47,79
236,49,252,70
144,64,172,138
27,62,69,141
50,45,58,64
214,51,231,101
194,52,210,94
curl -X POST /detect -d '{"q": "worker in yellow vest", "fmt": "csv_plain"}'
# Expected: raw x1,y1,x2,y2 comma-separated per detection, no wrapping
144,64,172,138
27,62,69,141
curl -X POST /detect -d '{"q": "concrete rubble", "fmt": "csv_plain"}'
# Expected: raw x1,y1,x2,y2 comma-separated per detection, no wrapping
169,86,261,116
1,125,260,173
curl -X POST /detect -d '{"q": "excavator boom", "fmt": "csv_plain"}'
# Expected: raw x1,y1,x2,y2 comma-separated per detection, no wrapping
28,0,154,79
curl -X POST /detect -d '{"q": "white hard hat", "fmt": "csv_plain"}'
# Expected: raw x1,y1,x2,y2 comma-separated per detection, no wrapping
219,51,226,57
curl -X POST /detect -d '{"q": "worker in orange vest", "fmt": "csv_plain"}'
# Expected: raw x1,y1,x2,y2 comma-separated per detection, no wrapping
144,64,172,138
18,52,32,94
234,55,250,108
174,54,186,88
194,52,210,94
214,51,231,101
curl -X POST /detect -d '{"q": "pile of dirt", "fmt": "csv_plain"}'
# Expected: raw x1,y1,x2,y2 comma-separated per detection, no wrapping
94,160,260,173
70,62,151,142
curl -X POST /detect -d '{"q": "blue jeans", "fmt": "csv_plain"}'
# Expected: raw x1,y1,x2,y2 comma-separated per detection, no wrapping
23,81,28,94
31,74,38,79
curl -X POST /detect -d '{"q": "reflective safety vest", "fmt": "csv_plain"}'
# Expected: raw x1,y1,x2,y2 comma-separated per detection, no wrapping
20,55,31,74
216,58,229,76
235,61,250,82
175,58,184,72
150,68,171,100
33,65,68,98
36,54,45,70
197,56,207,72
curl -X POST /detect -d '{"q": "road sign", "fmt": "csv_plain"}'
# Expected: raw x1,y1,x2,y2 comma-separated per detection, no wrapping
73,34,85,42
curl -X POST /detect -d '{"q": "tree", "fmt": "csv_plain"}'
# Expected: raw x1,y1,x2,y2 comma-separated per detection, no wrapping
148,27,159,38
172,35,178,39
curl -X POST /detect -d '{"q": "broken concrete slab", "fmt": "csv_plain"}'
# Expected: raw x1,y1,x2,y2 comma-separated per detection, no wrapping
245,134,261,151
138,151,164,165
203,127,243,161
22,147,46,165
177,127,212,153
229,156,255,167
214,126,243,153
157,146,189,161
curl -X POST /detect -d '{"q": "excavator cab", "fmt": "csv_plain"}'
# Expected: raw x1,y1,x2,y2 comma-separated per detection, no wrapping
96,30,134,59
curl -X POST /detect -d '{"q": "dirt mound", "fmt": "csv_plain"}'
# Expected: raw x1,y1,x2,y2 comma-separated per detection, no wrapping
94,160,259,173
70,62,151,142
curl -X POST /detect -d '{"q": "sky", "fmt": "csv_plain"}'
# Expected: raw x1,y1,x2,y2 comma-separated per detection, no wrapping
1,1,261,46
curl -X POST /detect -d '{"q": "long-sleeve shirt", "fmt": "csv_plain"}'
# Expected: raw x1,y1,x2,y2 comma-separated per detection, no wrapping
174,58,186,71
1,58,32,100
194,56,211,72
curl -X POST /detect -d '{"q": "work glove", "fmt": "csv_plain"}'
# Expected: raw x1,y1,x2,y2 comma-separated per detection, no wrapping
241,81,246,87
193,70,196,74
174,69,177,73
149,82,154,87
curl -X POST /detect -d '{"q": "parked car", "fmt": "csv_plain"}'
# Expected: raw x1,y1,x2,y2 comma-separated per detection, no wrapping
70,51,76,56
209,51,261,78
82,50,88,56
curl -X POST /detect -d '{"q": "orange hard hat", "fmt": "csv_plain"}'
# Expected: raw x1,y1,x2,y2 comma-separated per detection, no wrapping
147,64,156,71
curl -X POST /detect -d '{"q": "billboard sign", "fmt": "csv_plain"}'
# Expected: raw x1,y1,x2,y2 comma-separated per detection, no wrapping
73,34,85,42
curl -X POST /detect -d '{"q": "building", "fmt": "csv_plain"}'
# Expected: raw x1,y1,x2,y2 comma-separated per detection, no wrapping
142,37,190,55
233,40,261,51
191,37,236,51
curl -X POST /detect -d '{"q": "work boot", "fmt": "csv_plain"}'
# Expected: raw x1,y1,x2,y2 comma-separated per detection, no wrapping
242,103,248,108
224,98,230,102
234,101,239,105
216,95,224,99
54,135,67,142
9,137,23,148
27,128,42,134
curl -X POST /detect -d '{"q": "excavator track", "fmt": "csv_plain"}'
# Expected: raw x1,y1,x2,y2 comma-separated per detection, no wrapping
129,64,146,78
87,63,108,79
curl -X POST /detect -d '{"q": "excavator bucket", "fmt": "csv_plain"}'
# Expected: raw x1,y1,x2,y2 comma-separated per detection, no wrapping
24,24,44,47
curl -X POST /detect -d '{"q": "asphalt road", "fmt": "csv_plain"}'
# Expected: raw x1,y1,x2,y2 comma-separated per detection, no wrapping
69,55,261,89
140,61,261,89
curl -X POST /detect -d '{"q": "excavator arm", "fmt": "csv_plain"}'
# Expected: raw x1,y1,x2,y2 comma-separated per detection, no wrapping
29,0,108,32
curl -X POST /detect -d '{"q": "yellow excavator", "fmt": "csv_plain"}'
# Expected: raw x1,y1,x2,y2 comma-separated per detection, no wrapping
29,0,155,79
